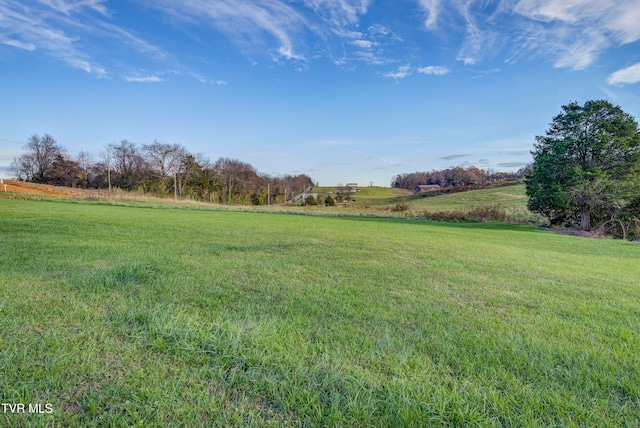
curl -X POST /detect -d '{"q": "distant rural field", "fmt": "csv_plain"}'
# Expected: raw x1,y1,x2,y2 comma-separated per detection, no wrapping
312,183,529,213
2,179,530,213
1,198,639,426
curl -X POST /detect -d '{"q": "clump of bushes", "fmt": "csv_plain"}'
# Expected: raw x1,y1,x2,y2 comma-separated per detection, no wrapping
325,195,336,206
406,205,508,222
304,195,318,206
392,200,410,212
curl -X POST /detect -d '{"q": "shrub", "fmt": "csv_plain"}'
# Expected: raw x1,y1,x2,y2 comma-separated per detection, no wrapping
392,200,410,212
325,195,336,206
408,205,508,222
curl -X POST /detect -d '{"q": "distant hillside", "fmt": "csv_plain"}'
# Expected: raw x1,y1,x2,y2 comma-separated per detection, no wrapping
315,183,528,213
408,183,528,213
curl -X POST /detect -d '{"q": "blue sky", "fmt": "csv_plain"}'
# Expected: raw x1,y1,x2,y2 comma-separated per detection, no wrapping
1,0,639,186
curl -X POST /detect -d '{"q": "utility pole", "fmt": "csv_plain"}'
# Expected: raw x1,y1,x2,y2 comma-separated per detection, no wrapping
267,183,270,206
174,174,177,200
107,150,112,192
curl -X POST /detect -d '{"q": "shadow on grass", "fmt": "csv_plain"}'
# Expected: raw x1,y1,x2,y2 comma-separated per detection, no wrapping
320,214,542,233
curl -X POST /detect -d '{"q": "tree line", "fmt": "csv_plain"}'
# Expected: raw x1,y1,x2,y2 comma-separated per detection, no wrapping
10,135,314,205
391,166,527,190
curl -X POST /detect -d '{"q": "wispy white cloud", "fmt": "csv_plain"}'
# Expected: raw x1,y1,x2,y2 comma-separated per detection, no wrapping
471,68,502,79
351,50,386,66
145,0,308,62
455,2,490,65
418,0,441,30
277,45,304,61
418,65,450,75
189,72,229,85
302,0,371,27
607,63,640,86
440,154,470,160
0,0,432,80
383,64,412,81
351,39,373,49
37,0,108,16
551,28,609,70
0,0,165,77
124,75,164,83
99,23,167,60
512,0,640,44
368,24,402,43
69,58,107,77
385,64,450,80
331,24,402,66
0,37,36,50
0,4,108,76
519,0,640,69
417,0,640,71
3,0,636,82
512,0,623,70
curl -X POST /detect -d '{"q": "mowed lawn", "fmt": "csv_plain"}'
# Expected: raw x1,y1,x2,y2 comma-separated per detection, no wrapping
1,199,639,426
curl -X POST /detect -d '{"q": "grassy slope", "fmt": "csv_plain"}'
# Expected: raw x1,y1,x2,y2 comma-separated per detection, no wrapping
407,184,540,223
319,184,530,214
1,199,639,426
407,184,528,212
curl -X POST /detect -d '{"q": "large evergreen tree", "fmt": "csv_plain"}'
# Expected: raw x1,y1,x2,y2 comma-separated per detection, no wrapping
526,100,640,231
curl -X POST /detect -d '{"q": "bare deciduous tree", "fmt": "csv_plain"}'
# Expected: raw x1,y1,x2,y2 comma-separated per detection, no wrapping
107,140,148,191
10,134,64,182
143,141,184,198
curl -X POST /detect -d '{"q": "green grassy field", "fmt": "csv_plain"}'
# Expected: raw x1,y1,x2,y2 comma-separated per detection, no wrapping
311,186,412,208
1,198,639,426
316,184,531,216
405,184,542,224
335,187,412,207
407,184,528,212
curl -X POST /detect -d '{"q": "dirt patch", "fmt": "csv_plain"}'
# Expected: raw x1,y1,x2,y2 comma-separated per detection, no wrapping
1,179,84,197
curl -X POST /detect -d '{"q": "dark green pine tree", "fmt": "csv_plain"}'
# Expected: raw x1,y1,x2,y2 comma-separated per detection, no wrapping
526,99,640,231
